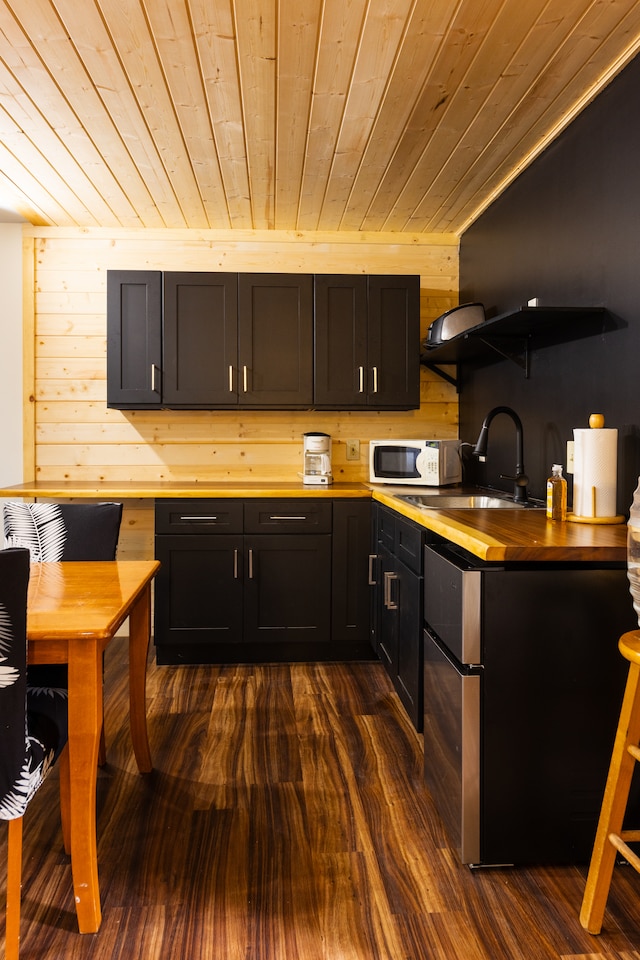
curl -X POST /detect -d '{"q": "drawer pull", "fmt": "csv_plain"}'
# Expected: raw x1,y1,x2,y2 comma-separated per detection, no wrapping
233,548,239,579
179,515,219,522
368,554,377,585
358,365,364,393
248,548,254,579
151,363,159,393
269,515,307,521
228,364,234,392
371,366,378,393
243,365,248,392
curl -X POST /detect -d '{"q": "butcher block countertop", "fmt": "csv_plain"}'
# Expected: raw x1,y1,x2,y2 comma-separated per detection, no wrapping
0,479,628,564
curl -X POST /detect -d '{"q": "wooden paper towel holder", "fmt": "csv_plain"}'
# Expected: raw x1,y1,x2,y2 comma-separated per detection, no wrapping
568,414,624,523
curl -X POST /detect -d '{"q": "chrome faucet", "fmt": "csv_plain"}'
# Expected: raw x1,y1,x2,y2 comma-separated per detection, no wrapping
472,405,529,503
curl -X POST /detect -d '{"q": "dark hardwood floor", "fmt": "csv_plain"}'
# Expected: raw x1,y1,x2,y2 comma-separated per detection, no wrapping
3,637,640,959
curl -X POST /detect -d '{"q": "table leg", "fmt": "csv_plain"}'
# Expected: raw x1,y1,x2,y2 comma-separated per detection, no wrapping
67,638,103,933
128,582,153,773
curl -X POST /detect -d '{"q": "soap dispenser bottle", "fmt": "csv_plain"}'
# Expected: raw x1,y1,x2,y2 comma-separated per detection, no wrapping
546,463,567,521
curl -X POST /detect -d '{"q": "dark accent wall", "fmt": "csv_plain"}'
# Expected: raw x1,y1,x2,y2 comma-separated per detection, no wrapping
459,53,640,512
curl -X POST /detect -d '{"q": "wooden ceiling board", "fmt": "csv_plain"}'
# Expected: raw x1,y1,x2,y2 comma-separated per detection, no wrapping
396,0,578,232
192,0,253,227
275,0,322,230
297,0,369,230
13,0,159,227
316,0,418,231
437,0,640,234
93,0,206,227
0,0,638,233
339,0,460,232
356,0,510,233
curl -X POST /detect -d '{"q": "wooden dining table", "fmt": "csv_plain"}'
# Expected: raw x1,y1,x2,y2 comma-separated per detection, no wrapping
26,559,160,934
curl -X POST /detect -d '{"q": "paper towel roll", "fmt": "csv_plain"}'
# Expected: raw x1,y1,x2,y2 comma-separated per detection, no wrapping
572,426,618,518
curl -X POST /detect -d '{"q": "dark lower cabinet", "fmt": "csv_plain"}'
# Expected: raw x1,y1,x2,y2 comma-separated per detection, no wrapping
154,497,372,664
242,533,331,645
371,503,424,730
331,500,373,658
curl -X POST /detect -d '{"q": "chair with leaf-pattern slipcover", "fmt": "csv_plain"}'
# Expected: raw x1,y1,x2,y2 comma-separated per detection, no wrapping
3,501,124,765
1,546,69,960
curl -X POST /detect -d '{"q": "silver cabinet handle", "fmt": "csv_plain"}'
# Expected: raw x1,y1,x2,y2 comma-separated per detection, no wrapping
358,365,364,393
228,365,234,392
243,365,248,392
248,548,254,579
384,570,398,609
233,548,239,579
371,366,378,393
270,515,307,521
368,554,377,586
151,363,159,393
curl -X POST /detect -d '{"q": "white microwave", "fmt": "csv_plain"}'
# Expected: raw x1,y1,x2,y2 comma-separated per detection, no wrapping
369,439,462,486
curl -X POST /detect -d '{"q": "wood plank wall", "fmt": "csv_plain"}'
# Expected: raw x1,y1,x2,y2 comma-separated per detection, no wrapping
25,227,459,558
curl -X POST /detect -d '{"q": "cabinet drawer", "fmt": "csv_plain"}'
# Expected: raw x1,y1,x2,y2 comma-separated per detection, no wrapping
243,499,331,533
395,515,423,574
376,505,396,550
155,499,243,534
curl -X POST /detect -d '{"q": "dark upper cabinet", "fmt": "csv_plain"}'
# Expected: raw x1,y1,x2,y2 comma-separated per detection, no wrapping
314,274,420,409
107,270,417,410
107,270,162,407
237,274,313,406
314,274,368,407
367,275,420,409
163,272,238,406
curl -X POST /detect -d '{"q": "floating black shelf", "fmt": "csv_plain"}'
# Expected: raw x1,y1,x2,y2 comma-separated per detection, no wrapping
420,306,609,390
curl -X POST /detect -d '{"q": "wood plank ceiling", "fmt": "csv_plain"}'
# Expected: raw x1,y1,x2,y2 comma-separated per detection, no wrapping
0,0,639,234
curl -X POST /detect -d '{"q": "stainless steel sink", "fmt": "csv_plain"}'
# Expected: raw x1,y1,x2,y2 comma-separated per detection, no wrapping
397,493,534,509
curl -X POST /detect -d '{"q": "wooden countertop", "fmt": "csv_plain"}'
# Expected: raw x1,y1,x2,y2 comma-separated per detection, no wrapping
0,479,629,563
0,479,369,499
372,489,628,563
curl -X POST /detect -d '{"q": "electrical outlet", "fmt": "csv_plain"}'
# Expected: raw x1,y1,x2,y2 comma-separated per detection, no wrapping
566,440,574,474
346,439,360,461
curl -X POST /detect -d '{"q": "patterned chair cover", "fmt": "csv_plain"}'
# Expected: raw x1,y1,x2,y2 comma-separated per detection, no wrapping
3,501,123,562
0,547,67,821
3,502,122,762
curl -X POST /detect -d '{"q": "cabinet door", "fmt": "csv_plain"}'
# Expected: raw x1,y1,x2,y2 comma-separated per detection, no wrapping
163,272,238,406
243,534,331,646
332,500,372,654
154,534,244,649
395,559,423,730
107,270,162,407
314,275,368,407
237,274,313,406
367,275,420,409
376,545,398,673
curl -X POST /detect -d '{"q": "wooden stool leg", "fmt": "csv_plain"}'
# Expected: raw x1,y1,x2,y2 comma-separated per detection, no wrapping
580,660,640,933
6,816,24,960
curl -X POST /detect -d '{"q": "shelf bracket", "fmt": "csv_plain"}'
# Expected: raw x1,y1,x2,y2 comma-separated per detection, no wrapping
420,359,460,392
474,336,531,378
